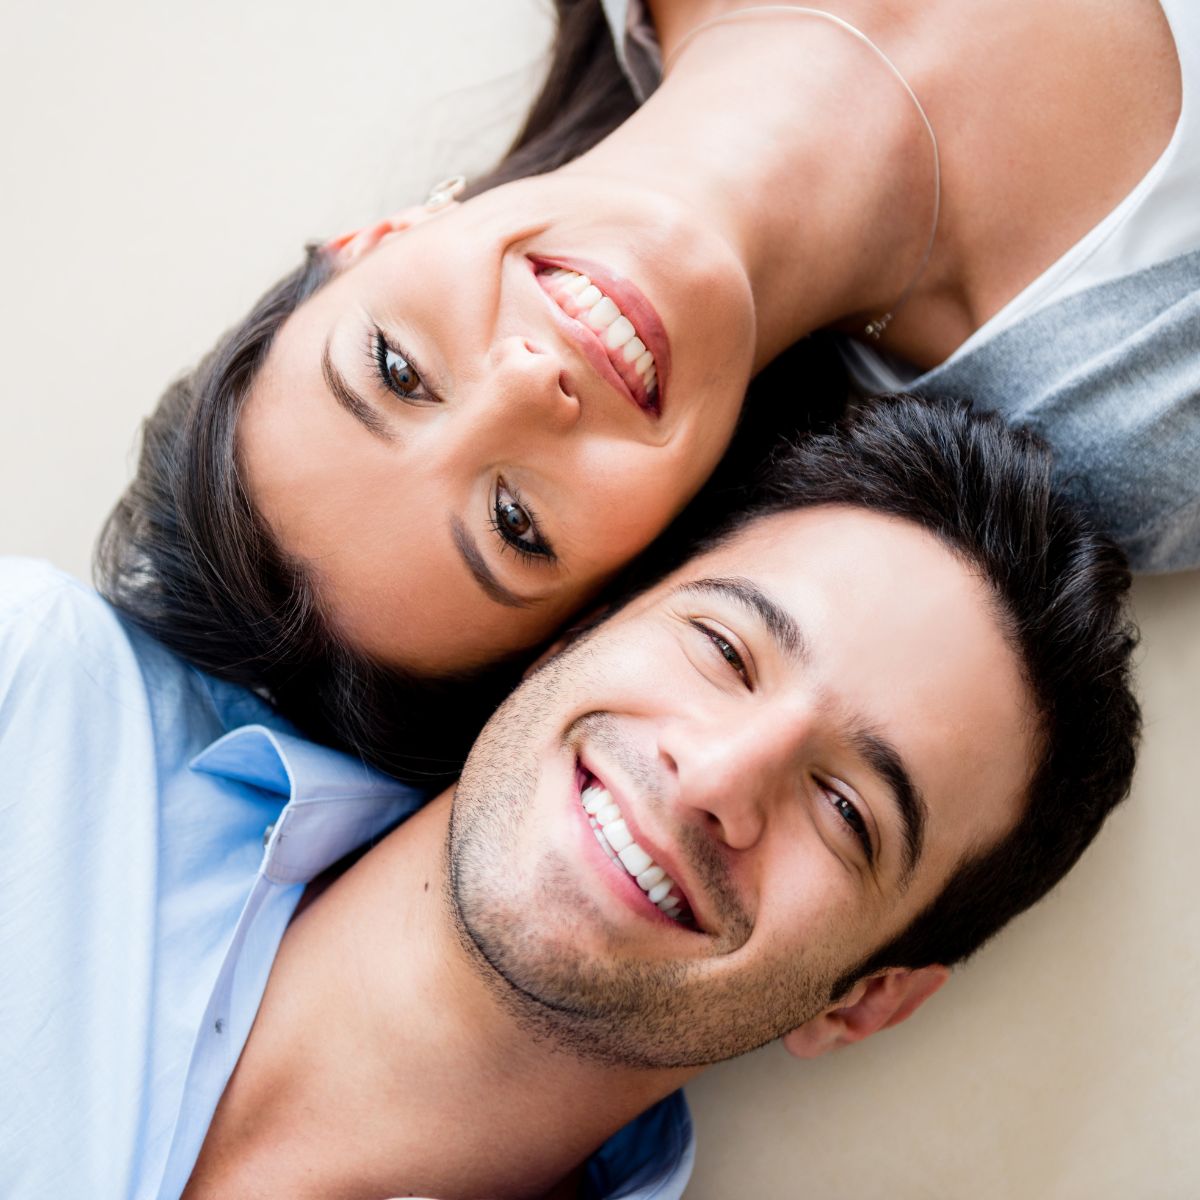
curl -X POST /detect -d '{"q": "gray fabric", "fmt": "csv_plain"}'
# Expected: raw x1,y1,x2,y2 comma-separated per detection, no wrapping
900,249,1200,573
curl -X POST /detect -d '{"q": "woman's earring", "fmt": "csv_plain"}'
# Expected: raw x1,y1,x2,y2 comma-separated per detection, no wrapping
425,174,467,210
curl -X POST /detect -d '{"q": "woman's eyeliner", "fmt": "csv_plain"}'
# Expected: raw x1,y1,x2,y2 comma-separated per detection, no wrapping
370,326,438,405
491,481,556,566
362,328,556,571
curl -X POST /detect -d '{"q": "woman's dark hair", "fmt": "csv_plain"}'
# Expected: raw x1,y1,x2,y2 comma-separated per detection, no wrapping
97,0,843,785
97,249,516,786
462,0,638,196
688,395,1140,989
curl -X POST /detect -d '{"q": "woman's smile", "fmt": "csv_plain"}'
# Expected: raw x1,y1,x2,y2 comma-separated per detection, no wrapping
531,255,670,417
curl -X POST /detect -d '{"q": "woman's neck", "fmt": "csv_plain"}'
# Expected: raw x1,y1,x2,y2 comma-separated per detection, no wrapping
623,0,1182,368
566,1,939,369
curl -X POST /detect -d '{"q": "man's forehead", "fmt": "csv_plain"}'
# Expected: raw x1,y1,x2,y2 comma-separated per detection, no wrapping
694,503,918,569
654,505,982,624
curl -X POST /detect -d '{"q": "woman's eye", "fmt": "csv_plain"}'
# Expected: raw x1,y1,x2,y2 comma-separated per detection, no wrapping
492,480,553,562
384,347,420,394
828,789,874,863
691,621,751,686
373,329,434,402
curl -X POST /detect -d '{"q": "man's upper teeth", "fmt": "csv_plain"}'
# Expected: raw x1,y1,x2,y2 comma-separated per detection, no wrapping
547,269,658,393
581,783,684,919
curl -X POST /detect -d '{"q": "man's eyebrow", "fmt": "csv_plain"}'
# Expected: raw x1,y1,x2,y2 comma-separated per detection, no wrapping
849,724,927,888
678,576,925,885
450,516,534,610
322,339,395,442
677,577,806,663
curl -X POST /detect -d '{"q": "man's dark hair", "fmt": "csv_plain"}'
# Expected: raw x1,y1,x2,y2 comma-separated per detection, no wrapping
688,395,1139,991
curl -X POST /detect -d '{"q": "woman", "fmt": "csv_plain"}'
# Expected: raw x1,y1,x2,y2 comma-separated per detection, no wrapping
100,0,1194,781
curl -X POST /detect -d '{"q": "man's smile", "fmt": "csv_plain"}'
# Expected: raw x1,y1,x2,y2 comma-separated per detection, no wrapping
573,757,701,931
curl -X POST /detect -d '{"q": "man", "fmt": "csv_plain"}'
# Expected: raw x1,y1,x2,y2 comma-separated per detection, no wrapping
1,398,1139,1199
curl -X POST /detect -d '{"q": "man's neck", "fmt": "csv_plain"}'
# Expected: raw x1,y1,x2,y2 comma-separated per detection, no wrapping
184,792,694,1200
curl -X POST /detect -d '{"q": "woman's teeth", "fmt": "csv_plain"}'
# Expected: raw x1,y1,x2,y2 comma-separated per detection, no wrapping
542,268,658,398
581,782,690,923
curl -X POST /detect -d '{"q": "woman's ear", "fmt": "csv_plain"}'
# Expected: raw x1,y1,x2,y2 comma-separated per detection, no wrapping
323,201,459,268
780,965,949,1059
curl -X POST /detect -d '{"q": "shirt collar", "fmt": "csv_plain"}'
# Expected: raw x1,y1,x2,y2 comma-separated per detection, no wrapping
190,724,427,884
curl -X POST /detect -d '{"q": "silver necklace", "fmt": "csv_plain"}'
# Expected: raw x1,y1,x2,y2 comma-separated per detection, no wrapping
664,5,941,341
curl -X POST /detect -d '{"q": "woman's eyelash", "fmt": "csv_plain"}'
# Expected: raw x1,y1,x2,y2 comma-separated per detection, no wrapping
489,482,555,565
828,789,874,863
690,620,751,686
369,327,434,402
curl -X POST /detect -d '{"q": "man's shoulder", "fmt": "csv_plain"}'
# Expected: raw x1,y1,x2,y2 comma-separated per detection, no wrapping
0,560,233,1195
0,552,164,688
0,556,133,694
0,555,248,755
0,555,101,625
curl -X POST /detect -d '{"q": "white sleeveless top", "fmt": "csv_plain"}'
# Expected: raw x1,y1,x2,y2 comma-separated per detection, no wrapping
601,0,1200,391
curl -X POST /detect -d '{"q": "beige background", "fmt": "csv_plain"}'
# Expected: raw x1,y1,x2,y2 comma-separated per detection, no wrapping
1,2,1197,1196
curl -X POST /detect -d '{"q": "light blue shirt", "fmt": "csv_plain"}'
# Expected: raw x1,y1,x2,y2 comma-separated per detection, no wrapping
0,559,693,1199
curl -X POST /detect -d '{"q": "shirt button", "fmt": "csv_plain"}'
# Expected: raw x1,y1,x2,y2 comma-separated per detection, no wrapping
262,822,275,848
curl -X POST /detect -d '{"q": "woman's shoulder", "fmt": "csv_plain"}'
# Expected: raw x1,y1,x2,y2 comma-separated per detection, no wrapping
915,249,1200,572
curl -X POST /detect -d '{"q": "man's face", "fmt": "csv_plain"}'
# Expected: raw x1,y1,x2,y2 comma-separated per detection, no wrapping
448,506,1037,1069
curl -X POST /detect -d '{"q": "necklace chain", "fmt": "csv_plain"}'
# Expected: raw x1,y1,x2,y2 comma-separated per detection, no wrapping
663,5,941,341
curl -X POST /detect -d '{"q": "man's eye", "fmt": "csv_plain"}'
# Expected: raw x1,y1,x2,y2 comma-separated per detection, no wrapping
827,788,874,863
690,620,751,686
373,329,436,402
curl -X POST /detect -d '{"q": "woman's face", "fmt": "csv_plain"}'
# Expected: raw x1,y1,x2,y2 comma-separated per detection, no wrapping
238,172,756,674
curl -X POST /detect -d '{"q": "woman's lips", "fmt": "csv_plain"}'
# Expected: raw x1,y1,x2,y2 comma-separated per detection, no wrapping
530,255,670,417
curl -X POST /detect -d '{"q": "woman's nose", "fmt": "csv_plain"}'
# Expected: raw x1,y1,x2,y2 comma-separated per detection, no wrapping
489,336,582,432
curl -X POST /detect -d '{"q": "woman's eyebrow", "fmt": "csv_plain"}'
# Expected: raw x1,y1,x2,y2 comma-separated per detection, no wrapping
322,340,395,442
450,516,534,610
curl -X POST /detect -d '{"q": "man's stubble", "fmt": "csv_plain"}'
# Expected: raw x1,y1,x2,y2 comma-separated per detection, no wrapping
445,631,848,1071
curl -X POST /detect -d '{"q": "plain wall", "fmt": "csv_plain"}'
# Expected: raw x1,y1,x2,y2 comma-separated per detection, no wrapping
2,2,1197,1196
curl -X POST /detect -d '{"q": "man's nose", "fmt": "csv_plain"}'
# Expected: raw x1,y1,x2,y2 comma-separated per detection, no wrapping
659,708,805,852
488,335,581,433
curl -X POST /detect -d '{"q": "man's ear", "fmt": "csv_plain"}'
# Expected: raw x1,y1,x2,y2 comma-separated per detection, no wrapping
781,965,949,1059
323,201,458,268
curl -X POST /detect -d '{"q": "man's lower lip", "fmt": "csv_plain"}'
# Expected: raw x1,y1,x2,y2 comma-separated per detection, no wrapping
572,762,695,929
